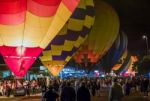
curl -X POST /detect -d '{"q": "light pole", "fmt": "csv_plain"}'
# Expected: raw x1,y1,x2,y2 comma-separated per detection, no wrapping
142,35,149,54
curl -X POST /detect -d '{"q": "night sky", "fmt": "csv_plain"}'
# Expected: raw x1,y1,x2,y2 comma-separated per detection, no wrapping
1,0,150,65
105,0,150,52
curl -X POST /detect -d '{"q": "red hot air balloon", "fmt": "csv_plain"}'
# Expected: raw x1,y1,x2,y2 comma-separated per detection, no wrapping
0,0,79,77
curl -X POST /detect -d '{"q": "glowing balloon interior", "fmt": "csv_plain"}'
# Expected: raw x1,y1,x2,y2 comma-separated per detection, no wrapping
74,0,120,70
0,0,79,77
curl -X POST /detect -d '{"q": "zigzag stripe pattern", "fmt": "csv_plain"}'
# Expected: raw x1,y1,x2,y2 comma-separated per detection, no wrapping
40,0,95,62
46,26,91,47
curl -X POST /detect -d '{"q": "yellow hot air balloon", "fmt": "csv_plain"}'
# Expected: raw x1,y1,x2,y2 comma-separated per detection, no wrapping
74,0,120,70
40,0,95,76
0,0,79,77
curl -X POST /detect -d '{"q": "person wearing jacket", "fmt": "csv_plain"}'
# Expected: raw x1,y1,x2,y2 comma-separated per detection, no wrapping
60,81,76,101
77,82,91,101
109,78,124,101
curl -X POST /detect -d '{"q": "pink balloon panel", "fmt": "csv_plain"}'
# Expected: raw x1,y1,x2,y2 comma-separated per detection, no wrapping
0,46,42,77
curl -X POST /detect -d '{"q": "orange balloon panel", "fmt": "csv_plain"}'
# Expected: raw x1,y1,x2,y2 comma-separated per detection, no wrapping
74,49,98,63
42,61,65,76
127,56,138,73
112,64,123,71
47,65,64,77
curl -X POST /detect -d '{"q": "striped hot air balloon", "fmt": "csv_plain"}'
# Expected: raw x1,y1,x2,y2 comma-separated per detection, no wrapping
40,0,95,76
73,0,120,71
100,32,128,72
112,50,128,71
120,55,138,76
0,0,79,77
109,32,128,66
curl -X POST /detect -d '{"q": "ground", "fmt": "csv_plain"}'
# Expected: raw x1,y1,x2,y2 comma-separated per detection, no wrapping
1,91,150,101
1,96,150,101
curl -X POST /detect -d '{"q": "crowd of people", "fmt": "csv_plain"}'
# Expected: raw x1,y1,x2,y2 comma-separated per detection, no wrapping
0,79,40,97
0,76,149,101
41,76,150,101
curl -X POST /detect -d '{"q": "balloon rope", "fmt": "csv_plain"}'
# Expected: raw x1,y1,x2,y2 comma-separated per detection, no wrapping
21,1,27,57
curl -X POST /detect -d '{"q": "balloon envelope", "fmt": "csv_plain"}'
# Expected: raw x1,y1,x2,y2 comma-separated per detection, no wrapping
40,0,95,76
112,50,128,71
109,32,128,66
74,0,120,70
120,56,138,76
0,0,79,77
100,32,128,71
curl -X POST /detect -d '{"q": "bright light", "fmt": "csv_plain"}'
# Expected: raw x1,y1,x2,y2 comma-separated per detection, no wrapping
101,74,105,77
17,46,26,56
94,70,99,73
40,66,46,70
142,35,147,39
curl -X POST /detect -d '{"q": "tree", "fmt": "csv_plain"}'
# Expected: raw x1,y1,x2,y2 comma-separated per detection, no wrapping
134,55,150,74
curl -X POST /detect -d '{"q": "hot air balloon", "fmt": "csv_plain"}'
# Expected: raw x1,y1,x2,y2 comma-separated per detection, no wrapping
120,55,138,76
107,32,128,67
114,51,131,73
0,0,79,77
99,32,128,72
112,50,128,71
112,50,138,75
40,0,95,76
73,0,120,71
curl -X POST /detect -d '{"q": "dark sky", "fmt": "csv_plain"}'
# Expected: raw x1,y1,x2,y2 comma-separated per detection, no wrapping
104,0,150,52
1,0,150,65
